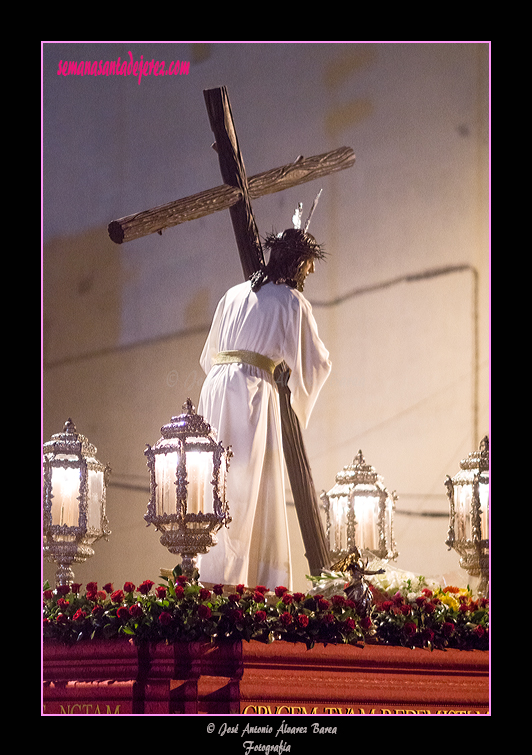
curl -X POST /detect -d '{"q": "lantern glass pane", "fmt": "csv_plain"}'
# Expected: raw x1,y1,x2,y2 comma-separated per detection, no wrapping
218,454,228,502
384,496,393,551
454,484,470,540
479,478,489,540
186,449,213,514
330,494,348,553
51,463,80,527
87,467,104,530
155,451,178,515
353,493,379,551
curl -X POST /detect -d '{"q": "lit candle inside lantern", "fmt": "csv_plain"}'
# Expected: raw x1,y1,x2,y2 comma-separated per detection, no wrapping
155,450,178,515
186,451,211,514
355,492,377,551
51,465,80,527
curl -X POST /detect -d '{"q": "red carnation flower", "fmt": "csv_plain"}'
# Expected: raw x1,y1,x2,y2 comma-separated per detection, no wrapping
213,584,224,595
56,613,69,625
199,588,211,602
255,585,268,595
254,610,267,623
57,598,69,609
400,604,411,615
236,584,245,594
359,616,372,630
86,582,98,593
253,591,266,603
73,609,86,621
296,614,309,628
281,593,293,605
474,624,486,638
174,586,185,599
424,602,436,614
71,583,82,594
275,586,288,598
43,589,53,600
317,598,330,611
228,593,240,603
56,584,70,596
404,622,417,637
321,613,334,624
280,611,293,626
293,592,305,603
129,604,144,618
156,586,167,599
123,582,135,593
103,583,113,594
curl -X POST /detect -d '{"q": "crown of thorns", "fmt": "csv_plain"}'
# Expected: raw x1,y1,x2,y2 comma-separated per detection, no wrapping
263,228,326,261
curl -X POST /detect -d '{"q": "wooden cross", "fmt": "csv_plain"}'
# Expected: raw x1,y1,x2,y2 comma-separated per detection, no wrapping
108,86,355,575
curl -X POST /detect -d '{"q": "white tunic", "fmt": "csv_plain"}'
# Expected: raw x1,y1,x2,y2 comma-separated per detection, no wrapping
197,280,331,589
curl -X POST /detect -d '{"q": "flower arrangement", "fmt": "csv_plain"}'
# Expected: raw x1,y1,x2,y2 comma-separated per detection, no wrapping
369,584,488,651
43,568,488,651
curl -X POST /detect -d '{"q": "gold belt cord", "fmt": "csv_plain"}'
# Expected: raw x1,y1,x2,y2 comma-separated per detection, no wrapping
213,350,276,375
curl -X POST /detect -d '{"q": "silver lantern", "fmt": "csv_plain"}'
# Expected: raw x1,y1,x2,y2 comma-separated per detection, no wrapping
445,436,489,597
321,450,398,563
43,419,111,586
144,399,232,577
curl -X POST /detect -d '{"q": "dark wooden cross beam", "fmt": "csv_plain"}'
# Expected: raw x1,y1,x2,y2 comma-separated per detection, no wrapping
108,86,355,576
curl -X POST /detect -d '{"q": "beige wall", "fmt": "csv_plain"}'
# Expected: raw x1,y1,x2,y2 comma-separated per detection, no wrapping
43,43,489,593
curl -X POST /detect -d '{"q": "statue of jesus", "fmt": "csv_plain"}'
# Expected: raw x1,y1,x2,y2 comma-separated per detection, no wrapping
197,226,331,589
